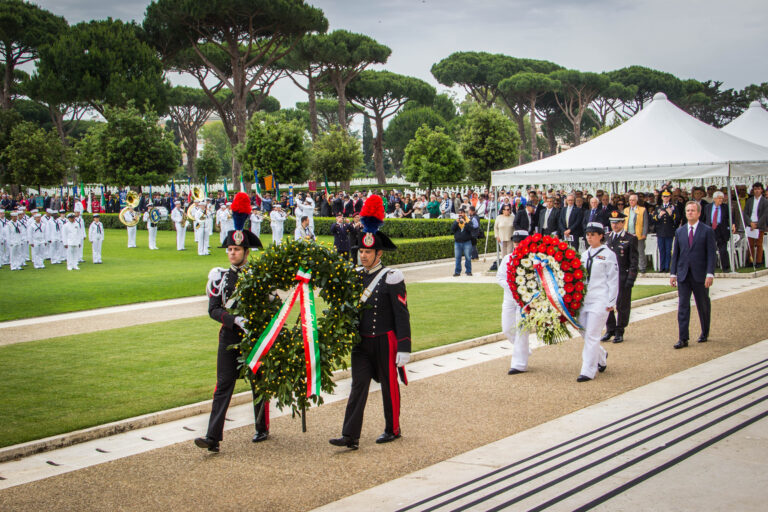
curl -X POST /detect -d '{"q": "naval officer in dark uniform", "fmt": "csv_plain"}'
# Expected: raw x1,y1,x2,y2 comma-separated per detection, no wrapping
330,195,411,450
602,210,638,344
195,192,268,453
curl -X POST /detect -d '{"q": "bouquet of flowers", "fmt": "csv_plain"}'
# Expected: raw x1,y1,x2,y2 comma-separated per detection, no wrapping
506,233,587,344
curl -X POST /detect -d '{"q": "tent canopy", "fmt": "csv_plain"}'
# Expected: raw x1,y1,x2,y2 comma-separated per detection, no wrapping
491,92,768,187
721,101,768,148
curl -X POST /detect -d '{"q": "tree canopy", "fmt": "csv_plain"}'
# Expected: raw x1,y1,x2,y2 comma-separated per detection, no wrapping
459,106,519,183
236,111,309,184
309,125,362,183
403,125,465,188
1,121,68,187
384,106,447,171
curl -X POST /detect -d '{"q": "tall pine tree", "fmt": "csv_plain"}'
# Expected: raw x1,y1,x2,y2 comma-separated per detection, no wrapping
362,113,373,174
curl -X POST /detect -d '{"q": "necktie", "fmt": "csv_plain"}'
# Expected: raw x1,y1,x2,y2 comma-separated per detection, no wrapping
712,207,718,230
688,226,694,247
98,225,102,234
566,207,571,228
590,209,595,221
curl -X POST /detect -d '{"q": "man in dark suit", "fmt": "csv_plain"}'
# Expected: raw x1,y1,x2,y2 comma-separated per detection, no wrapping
538,195,560,237
603,211,638,343
559,193,584,247
582,197,608,246
670,201,717,349
702,191,735,271
513,202,536,235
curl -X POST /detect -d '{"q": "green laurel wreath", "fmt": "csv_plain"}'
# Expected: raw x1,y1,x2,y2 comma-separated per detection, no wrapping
233,239,363,417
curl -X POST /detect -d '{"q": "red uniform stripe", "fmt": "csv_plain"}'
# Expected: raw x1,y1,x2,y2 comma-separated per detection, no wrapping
387,331,401,435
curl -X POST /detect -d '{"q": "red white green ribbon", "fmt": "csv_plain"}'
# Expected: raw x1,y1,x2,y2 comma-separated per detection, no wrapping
245,267,321,397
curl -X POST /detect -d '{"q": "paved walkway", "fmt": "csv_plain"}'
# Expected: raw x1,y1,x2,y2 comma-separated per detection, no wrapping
1,277,766,506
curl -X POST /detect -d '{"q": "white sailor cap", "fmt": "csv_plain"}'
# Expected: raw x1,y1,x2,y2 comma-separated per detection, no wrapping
174,200,181,205
31,209,38,214
66,213,75,218
58,209,65,213
34,212,41,218
10,210,18,216
46,208,54,214
585,221,605,234
513,230,529,237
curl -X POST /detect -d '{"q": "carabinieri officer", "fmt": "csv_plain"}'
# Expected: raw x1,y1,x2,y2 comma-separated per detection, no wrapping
330,195,411,450
195,192,267,453
577,222,619,382
602,210,638,344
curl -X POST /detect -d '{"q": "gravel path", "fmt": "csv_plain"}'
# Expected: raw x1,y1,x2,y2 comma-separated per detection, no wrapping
2,286,766,511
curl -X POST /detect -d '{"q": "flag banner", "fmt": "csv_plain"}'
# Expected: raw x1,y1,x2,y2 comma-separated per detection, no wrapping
289,185,294,207
253,168,263,208
204,176,208,196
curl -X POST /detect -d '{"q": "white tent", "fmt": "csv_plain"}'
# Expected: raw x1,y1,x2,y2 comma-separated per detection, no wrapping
721,101,768,148
491,92,768,187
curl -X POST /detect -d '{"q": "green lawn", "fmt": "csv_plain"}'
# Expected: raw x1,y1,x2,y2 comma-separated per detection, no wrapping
0,230,347,322
631,285,676,300
0,282,673,448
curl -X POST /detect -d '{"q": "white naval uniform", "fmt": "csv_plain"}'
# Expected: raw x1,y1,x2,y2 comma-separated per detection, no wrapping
496,253,531,371
62,220,81,270
124,210,137,247
203,207,214,254
7,219,25,270
270,209,286,245
18,215,29,263
40,215,52,260
88,221,105,263
51,217,66,263
249,212,262,238
295,197,315,231
74,216,86,261
192,206,201,243
216,209,228,245
294,224,315,241
27,220,47,268
193,207,208,255
578,245,619,379
220,211,234,243
170,207,187,250
0,217,9,266
142,211,159,249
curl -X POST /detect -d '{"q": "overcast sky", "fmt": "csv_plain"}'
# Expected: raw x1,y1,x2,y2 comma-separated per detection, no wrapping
34,0,768,112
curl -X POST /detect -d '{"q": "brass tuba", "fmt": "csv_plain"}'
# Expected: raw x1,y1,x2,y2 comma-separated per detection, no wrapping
119,191,141,227
186,187,205,221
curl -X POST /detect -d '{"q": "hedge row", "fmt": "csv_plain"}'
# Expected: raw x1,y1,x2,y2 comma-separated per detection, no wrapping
24,213,495,238
379,236,456,266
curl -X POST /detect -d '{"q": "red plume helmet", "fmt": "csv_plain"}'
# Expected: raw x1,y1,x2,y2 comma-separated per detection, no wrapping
231,192,251,231
360,194,385,233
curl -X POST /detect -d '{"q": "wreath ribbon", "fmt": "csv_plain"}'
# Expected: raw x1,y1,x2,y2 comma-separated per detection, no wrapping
245,267,321,397
531,255,583,330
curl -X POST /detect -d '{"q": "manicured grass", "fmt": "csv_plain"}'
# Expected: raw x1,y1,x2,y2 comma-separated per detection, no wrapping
0,282,673,447
1,230,360,322
631,285,676,300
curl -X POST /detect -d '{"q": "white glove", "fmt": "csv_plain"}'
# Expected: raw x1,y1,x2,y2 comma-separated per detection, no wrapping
396,352,410,367
234,316,247,331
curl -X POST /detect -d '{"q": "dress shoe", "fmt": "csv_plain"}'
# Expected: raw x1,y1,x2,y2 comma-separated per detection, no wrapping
252,431,269,443
697,335,708,343
194,436,220,452
466,272,473,276
576,375,592,382
598,353,608,373
453,273,460,277
673,340,689,349
375,432,401,444
600,331,614,342
507,368,525,375
329,436,359,450
612,334,624,344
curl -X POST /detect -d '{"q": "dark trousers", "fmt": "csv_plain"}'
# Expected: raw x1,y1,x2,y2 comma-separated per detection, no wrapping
206,337,269,442
658,236,673,271
677,274,711,341
606,282,633,334
471,237,479,259
342,332,401,440
715,239,730,271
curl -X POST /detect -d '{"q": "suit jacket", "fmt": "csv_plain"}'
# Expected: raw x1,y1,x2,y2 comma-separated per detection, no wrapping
558,205,584,239
702,202,732,243
743,195,768,228
582,207,608,232
607,231,639,285
513,209,535,234
538,207,560,236
670,223,716,282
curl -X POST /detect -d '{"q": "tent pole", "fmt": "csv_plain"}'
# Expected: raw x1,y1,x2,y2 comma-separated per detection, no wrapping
727,169,736,275
494,186,501,268
483,186,493,262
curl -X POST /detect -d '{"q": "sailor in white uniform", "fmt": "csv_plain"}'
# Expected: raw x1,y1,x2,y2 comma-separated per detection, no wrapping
249,206,262,238
52,210,67,263
7,211,25,270
295,194,315,232
124,207,138,248
577,222,619,382
88,213,105,263
74,211,86,261
0,209,8,266
62,213,81,270
142,206,159,250
270,204,287,245
170,201,187,250
496,230,532,374
27,213,47,268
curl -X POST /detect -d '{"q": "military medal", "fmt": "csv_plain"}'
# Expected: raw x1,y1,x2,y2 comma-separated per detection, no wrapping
233,230,244,246
363,232,374,247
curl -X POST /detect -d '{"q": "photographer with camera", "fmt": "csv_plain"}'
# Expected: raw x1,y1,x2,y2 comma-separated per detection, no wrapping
452,208,474,276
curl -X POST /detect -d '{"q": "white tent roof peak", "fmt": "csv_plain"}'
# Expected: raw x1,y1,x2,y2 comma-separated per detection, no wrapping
721,100,768,148
491,91,768,187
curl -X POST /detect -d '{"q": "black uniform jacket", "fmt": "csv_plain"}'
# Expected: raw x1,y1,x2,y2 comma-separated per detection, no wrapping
208,266,245,342
607,231,639,286
359,266,411,353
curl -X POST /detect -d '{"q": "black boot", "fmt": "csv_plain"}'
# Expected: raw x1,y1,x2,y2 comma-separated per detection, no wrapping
194,437,220,452
329,436,359,450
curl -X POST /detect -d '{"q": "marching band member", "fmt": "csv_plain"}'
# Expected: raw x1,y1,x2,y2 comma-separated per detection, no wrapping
143,206,159,250
216,203,228,245
124,206,137,248
193,201,202,244
194,201,208,256
220,203,234,239
88,213,105,263
62,213,81,271
27,213,47,269
194,192,266,453
270,203,286,245
577,222,619,382
295,193,315,231
294,215,315,241
496,230,532,374
171,200,187,250
249,205,262,238
330,195,411,450
204,200,215,255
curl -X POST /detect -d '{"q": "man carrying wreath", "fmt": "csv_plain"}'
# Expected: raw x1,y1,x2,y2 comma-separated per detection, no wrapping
330,195,412,450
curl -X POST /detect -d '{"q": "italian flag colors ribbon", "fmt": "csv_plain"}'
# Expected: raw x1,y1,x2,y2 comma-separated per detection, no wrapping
532,255,583,330
245,267,321,397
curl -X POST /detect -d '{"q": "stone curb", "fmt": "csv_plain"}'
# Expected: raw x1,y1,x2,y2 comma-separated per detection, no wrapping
641,268,768,279
0,291,672,464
